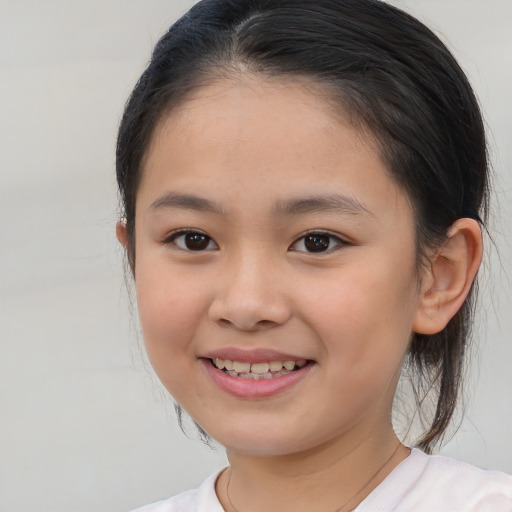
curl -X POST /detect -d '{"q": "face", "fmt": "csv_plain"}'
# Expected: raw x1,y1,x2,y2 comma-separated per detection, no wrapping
131,76,423,456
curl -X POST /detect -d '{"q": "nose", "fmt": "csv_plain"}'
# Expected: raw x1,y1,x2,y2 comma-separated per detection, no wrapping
208,252,292,332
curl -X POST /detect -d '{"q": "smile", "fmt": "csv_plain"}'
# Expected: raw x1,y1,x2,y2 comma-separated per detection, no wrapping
202,354,314,398
211,358,308,380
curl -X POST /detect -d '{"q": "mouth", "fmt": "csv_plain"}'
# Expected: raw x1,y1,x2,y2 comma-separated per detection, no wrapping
202,352,314,398
210,357,309,380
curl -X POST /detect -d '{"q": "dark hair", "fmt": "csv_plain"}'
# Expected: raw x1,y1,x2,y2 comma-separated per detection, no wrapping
116,0,489,452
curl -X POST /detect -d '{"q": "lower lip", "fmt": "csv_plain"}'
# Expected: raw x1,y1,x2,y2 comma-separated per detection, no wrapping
201,359,313,399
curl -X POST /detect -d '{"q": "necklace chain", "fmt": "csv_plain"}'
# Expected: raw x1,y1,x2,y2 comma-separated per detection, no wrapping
225,442,401,512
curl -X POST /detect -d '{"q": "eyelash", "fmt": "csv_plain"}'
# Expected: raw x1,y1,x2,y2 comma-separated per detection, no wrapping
289,231,346,254
164,229,218,251
163,229,347,254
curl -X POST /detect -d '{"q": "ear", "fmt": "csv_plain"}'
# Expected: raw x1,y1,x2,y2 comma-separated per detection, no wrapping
116,220,128,248
413,218,483,335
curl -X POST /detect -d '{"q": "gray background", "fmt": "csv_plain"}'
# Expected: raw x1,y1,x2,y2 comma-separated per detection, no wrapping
0,1,510,511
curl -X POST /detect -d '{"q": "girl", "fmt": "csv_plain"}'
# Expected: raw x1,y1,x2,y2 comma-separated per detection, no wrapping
115,0,512,510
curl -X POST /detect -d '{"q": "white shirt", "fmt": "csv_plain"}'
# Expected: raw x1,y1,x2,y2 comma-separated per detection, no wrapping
132,449,512,511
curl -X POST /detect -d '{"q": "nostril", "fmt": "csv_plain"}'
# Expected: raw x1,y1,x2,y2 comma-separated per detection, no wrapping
216,317,280,331
255,319,275,328
208,294,292,331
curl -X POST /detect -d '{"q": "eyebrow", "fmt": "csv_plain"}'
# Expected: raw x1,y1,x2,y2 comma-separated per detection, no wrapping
274,194,372,217
150,192,225,215
149,192,372,217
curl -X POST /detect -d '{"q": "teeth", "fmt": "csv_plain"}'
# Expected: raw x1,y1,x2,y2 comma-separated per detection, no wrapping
251,362,269,374
212,357,308,376
233,361,251,373
226,369,293,380
269,360,283,371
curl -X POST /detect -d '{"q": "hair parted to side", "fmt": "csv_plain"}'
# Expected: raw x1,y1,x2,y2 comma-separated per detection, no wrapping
116,0,489,453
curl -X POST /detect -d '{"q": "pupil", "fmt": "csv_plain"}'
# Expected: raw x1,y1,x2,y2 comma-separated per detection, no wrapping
305,234,330,252
185,233,209,250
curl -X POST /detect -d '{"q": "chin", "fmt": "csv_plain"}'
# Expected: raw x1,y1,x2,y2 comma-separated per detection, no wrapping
201,420,329,458
223,438,304,457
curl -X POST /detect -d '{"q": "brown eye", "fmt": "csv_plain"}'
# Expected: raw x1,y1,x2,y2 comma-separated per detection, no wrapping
304,234,330,252
185,233,210,250
290,232,344,253
170,231,218,251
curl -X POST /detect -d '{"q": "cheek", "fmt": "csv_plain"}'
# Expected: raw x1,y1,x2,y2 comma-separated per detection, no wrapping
307,278,416,423
297,259,418,366
134,262,206,373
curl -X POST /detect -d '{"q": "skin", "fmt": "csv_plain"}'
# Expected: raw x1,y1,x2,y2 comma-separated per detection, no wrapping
117,75,483,512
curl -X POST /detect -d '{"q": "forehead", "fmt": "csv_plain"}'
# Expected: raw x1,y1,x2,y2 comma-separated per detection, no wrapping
148,74,358,160
139,74,411,222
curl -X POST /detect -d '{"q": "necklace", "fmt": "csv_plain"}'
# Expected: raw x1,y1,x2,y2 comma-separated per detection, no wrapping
225,442,402,512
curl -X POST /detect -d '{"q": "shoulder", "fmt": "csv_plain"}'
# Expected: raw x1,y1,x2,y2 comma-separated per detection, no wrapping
416,451,512,510
130,470,225,512
420,449,512,485
359,448,512,512
131,489,197,512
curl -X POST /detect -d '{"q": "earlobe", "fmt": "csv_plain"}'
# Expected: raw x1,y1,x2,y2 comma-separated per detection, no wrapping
413,218,483,335
116,220,128,248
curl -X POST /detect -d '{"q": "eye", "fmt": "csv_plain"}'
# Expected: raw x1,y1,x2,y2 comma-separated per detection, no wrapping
167,230,218,251
290,232,345,253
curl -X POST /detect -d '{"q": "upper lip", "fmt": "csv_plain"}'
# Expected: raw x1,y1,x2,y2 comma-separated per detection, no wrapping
201,347,310,363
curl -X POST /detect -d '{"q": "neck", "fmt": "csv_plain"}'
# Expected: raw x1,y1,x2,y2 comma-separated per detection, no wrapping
216,426,409,512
